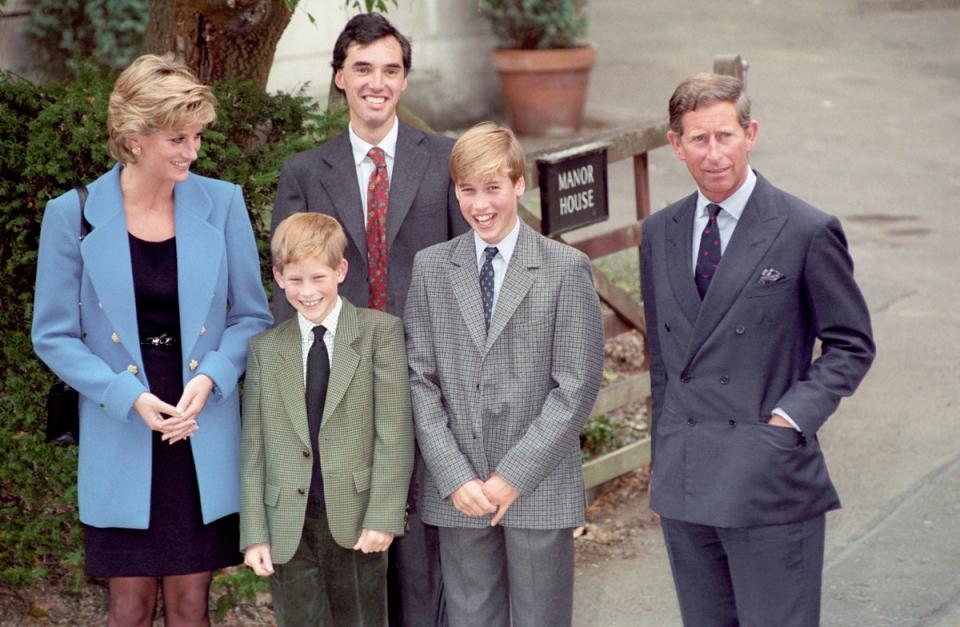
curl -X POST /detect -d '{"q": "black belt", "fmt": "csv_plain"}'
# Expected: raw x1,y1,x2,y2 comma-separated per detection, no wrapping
140,333,178,350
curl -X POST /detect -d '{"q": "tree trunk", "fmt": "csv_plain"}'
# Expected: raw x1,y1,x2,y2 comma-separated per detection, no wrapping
146,0,294,91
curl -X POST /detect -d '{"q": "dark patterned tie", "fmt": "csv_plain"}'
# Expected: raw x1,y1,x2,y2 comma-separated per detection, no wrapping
480,246,498,332
305,325,329,501
695,203,723,299
366,147,389,311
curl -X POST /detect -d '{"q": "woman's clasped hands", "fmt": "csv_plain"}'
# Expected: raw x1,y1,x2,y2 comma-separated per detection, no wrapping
133,374,214,444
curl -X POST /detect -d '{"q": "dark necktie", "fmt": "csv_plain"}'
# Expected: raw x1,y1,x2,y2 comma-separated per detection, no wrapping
480,246,498,332
305,325,329,501
695,203,723,299
366,147,389,311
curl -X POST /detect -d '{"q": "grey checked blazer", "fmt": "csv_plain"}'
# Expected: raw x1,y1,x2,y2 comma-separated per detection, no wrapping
240,298,414,564
405,222,604,529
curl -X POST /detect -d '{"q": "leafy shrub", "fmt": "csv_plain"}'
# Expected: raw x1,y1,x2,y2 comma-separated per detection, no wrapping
0,67,343,589
477,0,588,50
20,0,149,80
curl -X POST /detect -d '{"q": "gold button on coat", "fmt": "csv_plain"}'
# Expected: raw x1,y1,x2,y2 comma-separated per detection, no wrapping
111,332,120,343
189,359,199,371
199,325,206,336
127,364,138,375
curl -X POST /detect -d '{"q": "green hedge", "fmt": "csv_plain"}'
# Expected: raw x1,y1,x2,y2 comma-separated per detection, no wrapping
0,66,345,587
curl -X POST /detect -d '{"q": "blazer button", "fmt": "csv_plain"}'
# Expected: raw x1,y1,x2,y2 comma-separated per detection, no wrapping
720,375,730,384
680,373,691,383
302,450,310,458
728,419,737,428
111,332,120,343
664,323,671,332
199,325,207,336
297,488,305,495
687,417,697,426
735,325,746,335
189,359,199,371
127,364,138,375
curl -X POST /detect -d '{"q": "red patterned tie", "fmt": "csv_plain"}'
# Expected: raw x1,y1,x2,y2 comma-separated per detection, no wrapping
366,147,389,311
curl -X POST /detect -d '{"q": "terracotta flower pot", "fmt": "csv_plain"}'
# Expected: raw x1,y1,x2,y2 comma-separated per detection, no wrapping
492,43,597,135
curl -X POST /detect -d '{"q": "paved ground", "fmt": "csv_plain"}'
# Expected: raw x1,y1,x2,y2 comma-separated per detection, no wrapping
540,1,960,625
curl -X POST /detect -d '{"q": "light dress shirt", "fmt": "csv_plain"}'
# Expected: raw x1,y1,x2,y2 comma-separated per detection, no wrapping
473,218,521,317
297,297,341,386
348,117,399,224
691,168,799,432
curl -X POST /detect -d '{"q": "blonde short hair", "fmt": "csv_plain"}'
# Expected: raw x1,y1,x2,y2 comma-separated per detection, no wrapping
272,213,348,272
450,122,526,185
107,53,217,164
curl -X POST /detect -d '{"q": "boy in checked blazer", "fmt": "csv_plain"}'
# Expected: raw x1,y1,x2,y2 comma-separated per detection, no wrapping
404,123,605,626
240,213,414,626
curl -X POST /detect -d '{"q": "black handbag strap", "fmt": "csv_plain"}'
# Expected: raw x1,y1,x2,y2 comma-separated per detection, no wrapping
76,185,91,239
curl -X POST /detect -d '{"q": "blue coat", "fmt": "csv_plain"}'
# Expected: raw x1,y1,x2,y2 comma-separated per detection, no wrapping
32,164,272,529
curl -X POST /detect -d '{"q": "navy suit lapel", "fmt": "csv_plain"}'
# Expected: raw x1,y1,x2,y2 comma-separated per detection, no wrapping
81,165,142,367
174,175,221,362
320,131,367,259
486,223,539,350
275,320,311,450
386,122,428,250
449,234,487,355
664,193,700,327
685,176,788,364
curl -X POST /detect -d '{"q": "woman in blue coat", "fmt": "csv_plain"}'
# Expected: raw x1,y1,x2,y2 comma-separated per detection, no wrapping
32,54,271,625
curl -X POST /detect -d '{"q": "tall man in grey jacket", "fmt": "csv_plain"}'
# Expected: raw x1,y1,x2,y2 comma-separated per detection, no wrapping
641,73,875,626
270,13,467,627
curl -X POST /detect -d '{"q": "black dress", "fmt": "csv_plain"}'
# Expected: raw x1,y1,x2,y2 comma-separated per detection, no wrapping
83,234,241,577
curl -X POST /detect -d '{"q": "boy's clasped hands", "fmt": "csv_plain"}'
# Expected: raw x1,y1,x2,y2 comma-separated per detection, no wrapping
451,473,519,526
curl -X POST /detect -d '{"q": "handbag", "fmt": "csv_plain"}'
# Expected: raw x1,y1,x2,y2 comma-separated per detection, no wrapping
44,185,91,445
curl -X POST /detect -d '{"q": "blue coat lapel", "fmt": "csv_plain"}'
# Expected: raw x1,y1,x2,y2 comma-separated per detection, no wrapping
174,175,222,361
81,165,142,368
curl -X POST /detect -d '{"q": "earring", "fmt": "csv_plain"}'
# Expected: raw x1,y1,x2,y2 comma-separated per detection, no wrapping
131,146,141,156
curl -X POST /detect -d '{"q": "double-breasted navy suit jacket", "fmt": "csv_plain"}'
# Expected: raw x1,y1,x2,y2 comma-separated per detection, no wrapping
640,172,875,528
32,164,272,529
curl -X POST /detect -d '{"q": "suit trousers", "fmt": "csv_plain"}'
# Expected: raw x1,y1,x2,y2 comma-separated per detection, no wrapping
388,448,447,627
660,514,826,627
270,498,387,627
438,525,574,627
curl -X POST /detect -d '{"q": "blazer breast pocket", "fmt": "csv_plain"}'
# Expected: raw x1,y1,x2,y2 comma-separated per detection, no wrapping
743,277,795,299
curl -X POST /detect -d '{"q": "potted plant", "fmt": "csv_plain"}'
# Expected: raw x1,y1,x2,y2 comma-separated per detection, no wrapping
477,0,595,135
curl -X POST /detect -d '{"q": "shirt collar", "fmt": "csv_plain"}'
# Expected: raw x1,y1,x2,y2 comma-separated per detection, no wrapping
473,217,521,267
348,117,399,167
297,296,342,345
696,167,757,220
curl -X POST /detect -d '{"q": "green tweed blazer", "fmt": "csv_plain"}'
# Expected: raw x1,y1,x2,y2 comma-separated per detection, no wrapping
240,298,414,564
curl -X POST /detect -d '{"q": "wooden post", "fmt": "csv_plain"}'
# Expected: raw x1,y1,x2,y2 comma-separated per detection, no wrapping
714,54,748,84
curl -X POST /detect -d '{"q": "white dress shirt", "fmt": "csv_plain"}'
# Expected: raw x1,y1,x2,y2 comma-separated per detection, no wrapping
297,297,342,386
473,218,521,317
348,117,399,224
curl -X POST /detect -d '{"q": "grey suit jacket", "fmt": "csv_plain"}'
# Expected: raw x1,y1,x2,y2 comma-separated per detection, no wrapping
271,121,468,321
405,222,605,529
640,172,875,528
